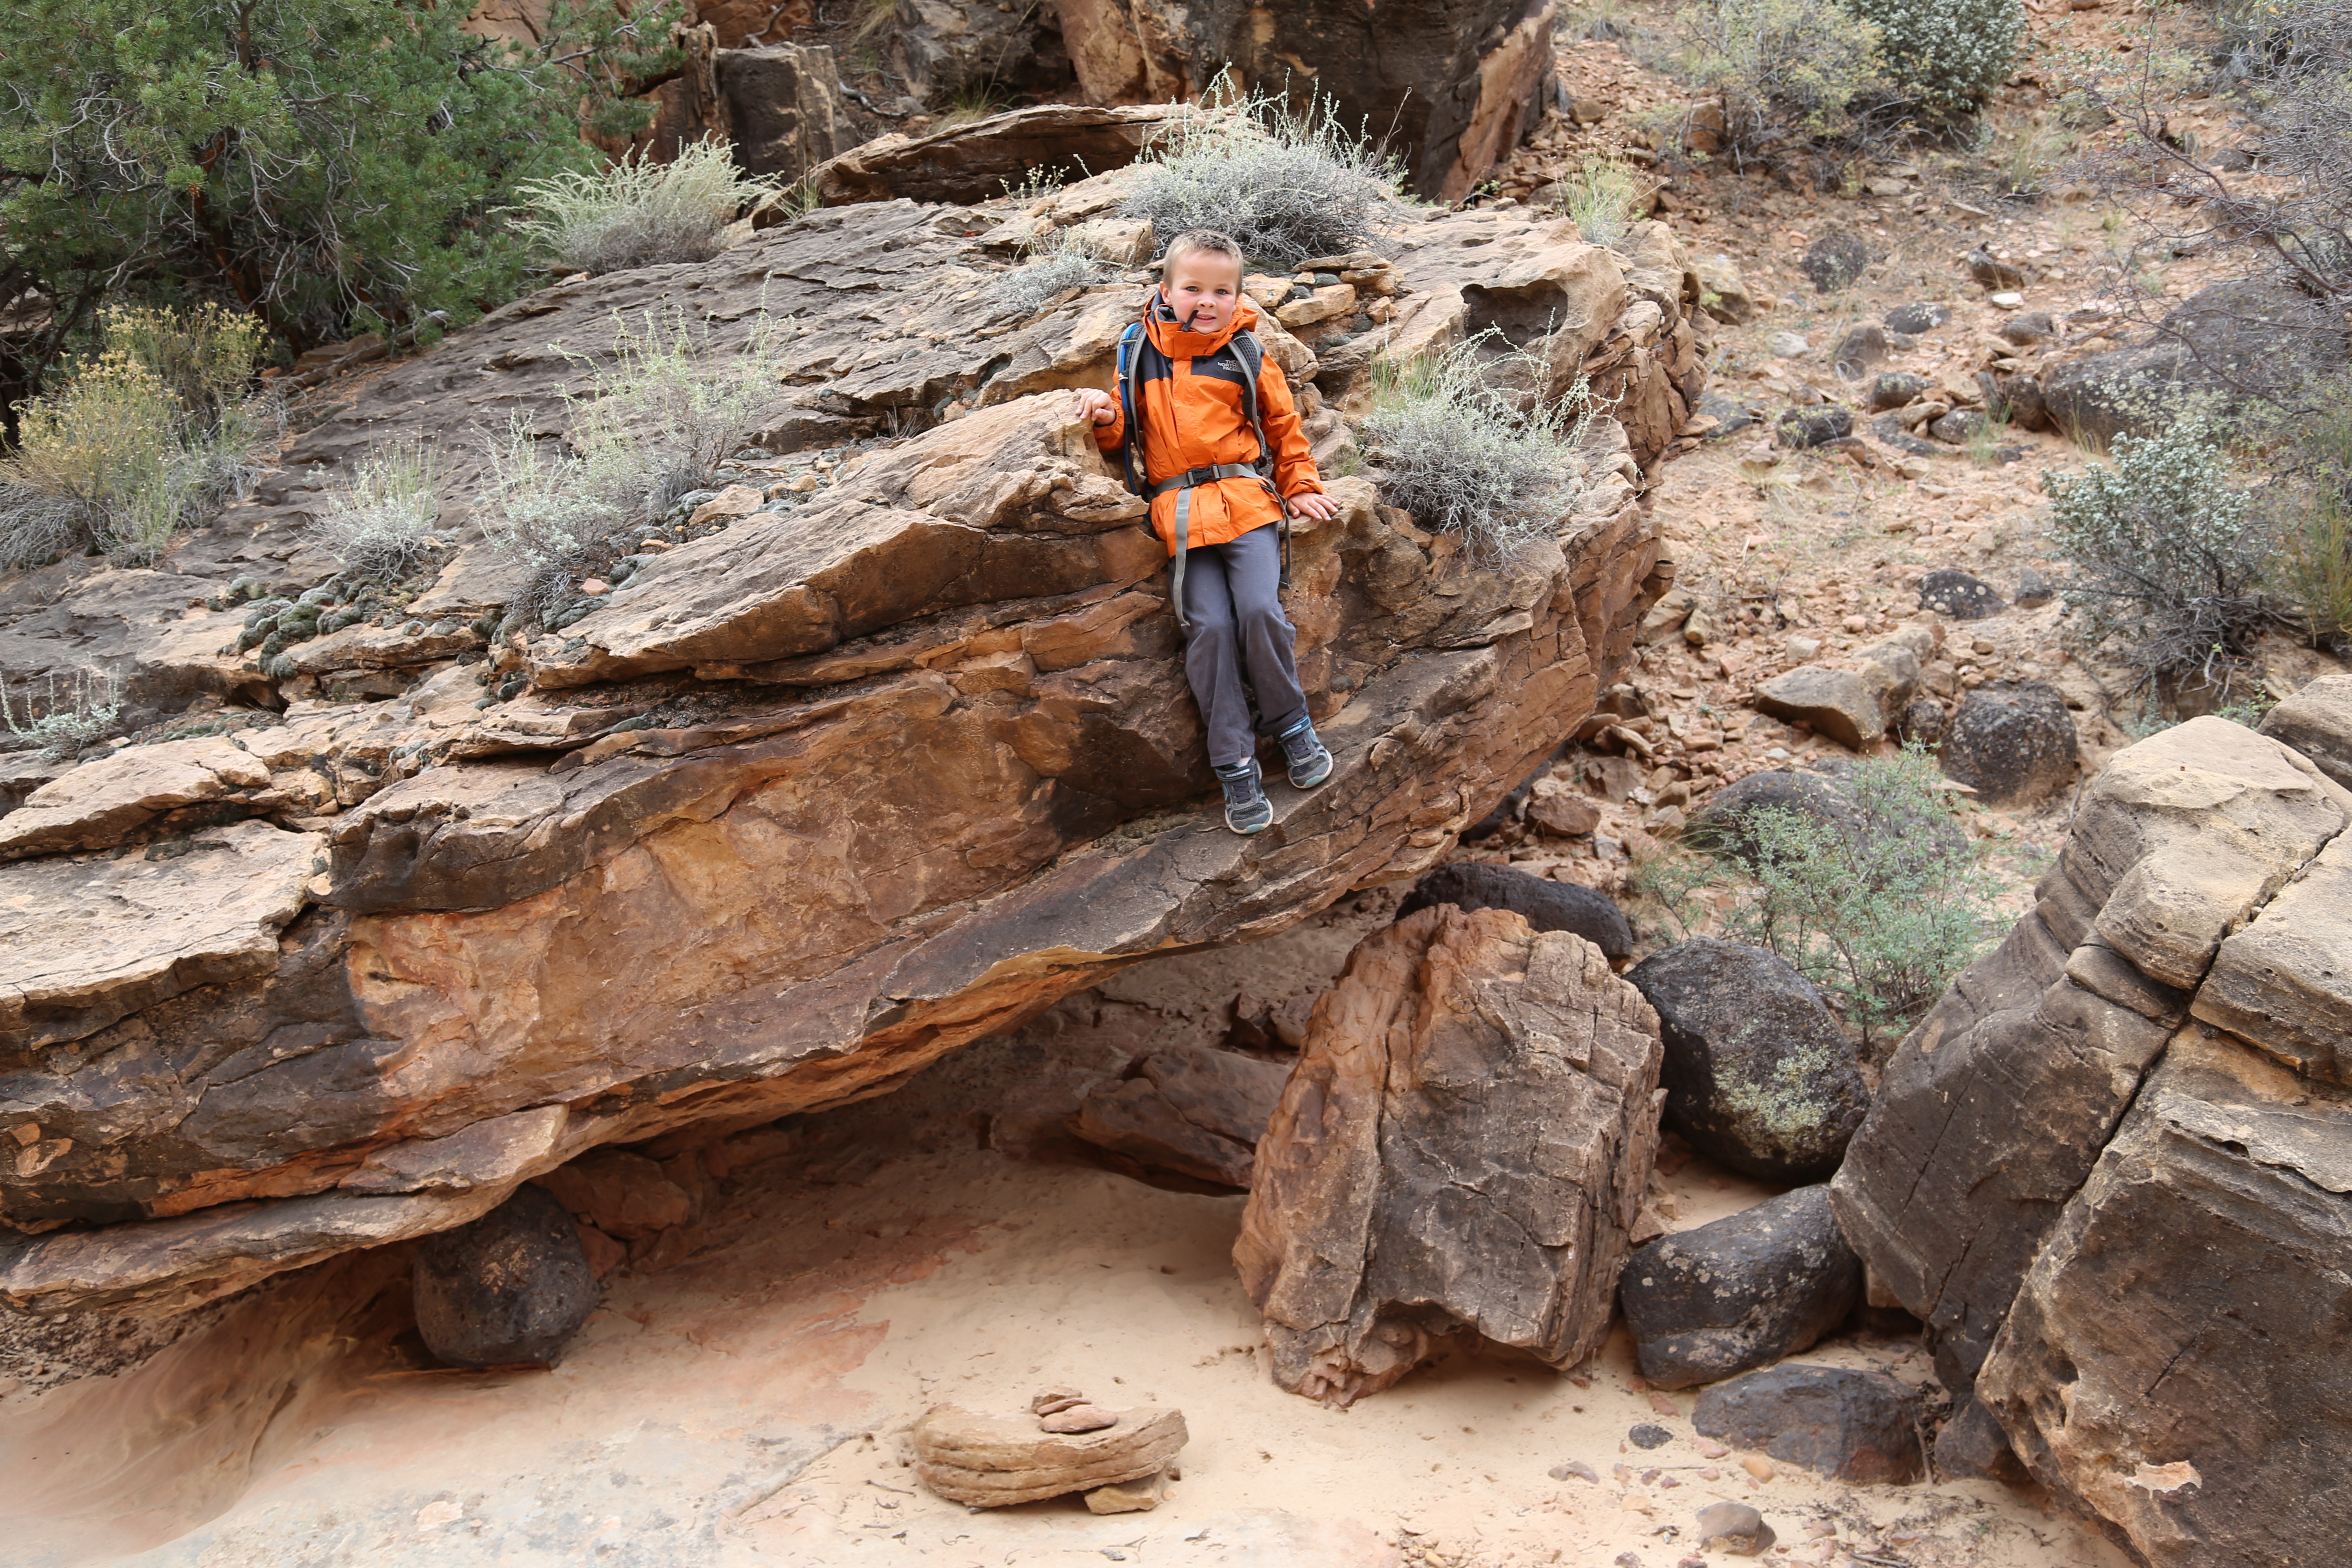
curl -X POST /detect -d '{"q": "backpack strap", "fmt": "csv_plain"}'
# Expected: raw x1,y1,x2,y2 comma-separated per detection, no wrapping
1229,330,1292,591
1114,322,1149,520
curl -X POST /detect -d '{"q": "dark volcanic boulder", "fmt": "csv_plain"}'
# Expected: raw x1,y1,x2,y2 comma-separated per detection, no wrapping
1693,1364,1926,1483
1397,862,1633,963
1868,372,1930,410
1939,680,2079,805
1626,940,1869,1182
1917,569,2004,621
413,1185,599,1368
1831,325,1890,380
1883,302,1950,334
1802,233,1871,293
1776,405,1853,449
1687,768,1859,862
2037,280,2350,442
1619,1185,1863,1390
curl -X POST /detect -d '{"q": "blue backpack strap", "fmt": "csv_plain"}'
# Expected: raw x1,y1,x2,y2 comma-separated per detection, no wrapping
1230,330,1291,591
1115,322,1147,510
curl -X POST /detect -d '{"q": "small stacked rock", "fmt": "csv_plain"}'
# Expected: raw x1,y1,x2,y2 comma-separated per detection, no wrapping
911,1390,1186,1511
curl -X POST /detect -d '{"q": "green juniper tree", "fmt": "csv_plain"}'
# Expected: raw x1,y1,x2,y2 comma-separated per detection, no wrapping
0,0,683,420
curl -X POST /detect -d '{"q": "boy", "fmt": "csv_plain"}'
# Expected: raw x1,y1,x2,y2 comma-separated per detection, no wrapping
1075,229,1341,835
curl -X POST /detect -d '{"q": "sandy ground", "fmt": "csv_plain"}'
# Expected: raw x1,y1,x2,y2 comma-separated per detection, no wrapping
3,915,2128,1568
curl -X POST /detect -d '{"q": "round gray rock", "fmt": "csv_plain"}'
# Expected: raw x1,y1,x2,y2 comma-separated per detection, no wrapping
1397,862,1633,962
1940,680,2080,805
1625,940,1869,1182
1776,404,1853,449
414,1184,599,1368
1620,1185,1864,1390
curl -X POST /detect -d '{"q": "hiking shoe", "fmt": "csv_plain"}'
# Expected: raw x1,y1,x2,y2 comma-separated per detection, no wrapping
1215,759,1273,835
1277,718,1333,790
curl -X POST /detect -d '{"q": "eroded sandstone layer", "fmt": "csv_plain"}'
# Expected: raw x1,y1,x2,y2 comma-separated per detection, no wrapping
0,197,1704,1315
1832,706,2352,1566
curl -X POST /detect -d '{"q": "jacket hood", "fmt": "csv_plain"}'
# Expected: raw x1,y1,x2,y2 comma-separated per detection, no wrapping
1143,292,1262,358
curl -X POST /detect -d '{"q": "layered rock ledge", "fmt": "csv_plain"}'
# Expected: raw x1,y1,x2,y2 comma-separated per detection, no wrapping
0,199,1704,1314
1831,700,2352,1567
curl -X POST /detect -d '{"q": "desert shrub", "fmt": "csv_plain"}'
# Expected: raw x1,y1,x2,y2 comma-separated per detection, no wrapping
516,137,778,276
2,668,122,760
2048,413,2274,704
478,307,795,625
1359,332,1592,563
1549,158,1650,248
991,247,1107,318
0,0,681,393
1121,79,1402,271
1677,0,1885,163
311,442,443,581
0,306,273,567
1650,748,1997,1051
1845,0,2024,115
2269,370,2352,644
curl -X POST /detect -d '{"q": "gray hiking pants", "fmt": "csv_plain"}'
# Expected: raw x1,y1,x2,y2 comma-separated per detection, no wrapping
1179,522,1308,771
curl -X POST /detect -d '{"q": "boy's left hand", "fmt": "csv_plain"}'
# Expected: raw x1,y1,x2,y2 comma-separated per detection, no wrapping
1287,492,1340,521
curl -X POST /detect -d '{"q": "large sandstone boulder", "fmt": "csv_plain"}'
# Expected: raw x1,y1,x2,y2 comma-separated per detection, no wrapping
1234,906,1663,1405
1831,714,2352,1564
717,44,854,182
1044,0,1556,202
0,194,1698,1315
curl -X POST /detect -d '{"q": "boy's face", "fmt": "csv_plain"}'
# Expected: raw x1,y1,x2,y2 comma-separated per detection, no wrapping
1161,251,1242,334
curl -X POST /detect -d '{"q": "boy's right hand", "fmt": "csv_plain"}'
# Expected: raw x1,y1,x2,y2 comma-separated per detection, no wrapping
1074,389,1118,426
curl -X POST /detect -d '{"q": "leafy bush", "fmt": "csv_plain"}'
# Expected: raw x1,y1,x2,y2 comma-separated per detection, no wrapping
1845,0,2024,114
516,137,778,276
2047,413,2274,705
311,442,444,581
0,306,273,567
1121,80,1401,271
1677,0,1885,163
479,307,796,625
0,0,680,388
2,668,122,760
1359,332,1592,563
1650,748,1997,1052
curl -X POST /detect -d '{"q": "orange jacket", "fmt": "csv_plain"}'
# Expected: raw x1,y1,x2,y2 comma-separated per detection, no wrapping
1093,296,1323,555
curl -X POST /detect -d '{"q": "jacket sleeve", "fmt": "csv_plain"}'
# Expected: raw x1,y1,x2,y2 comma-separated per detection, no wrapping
1255,358,1323,498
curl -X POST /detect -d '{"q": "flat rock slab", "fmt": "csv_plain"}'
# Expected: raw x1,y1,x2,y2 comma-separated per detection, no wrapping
813,104,1187,207
0,738,274,860
911,1403,1187,1506
1692,1365,1925,1484
0,819,320,1053
1237,906,1663,1405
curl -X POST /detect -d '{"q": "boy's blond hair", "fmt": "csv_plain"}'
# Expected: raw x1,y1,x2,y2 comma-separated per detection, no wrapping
1159,229,1244,284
